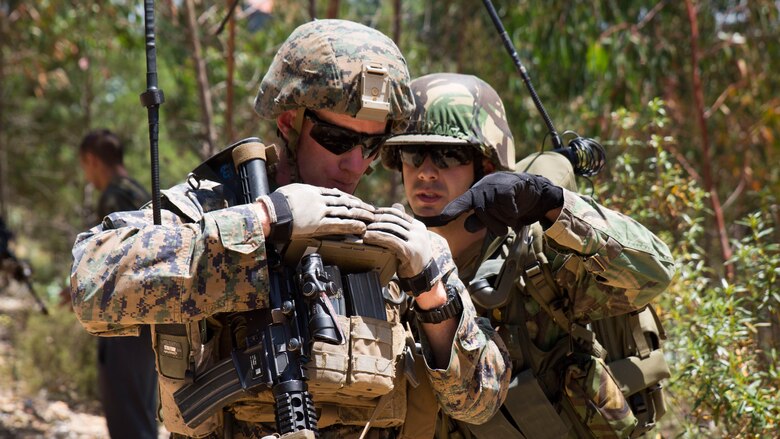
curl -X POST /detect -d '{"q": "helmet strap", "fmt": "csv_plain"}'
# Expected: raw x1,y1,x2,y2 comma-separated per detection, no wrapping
286,108,306,158
278,108,307,183
472,152,487,186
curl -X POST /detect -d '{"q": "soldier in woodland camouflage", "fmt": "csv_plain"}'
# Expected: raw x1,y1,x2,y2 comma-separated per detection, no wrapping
381,73,675,438
71,21,509,439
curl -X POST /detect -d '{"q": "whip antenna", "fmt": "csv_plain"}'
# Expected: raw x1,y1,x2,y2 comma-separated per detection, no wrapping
140,0,165,225
482,0,606,176
482,0,562,149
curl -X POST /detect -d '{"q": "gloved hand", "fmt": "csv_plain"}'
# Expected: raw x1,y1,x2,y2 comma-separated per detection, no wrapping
363,204,440,295
422,172,564,236
257,183,375,242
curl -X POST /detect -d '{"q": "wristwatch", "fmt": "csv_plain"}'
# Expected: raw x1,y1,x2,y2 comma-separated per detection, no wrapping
412,283,463,324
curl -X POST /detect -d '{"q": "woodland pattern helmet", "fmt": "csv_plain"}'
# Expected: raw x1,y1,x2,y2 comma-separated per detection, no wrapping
381,73,515,171
254,19,414,125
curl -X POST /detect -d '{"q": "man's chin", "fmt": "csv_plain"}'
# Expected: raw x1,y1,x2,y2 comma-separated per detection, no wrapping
409,205,443,218
337,183,358,194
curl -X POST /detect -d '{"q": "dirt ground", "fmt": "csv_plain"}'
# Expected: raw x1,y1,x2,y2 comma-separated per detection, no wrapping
0,295,168,439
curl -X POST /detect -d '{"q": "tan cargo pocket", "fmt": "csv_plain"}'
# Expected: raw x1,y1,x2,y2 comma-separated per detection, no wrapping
345,316,404,397
564,355,638,438
305,314,350,393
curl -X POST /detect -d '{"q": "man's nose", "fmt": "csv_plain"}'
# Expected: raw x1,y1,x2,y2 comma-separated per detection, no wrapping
339,146,370,175
416,156,439,180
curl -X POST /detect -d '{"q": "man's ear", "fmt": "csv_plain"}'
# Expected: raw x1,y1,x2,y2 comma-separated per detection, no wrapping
276,109,297,140
81,152,98,169
482,158,495,174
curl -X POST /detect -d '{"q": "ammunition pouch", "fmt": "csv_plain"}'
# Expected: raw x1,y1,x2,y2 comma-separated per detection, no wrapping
562,354,637,438
225,314,408,429
593,306,671,437
307,315,405,399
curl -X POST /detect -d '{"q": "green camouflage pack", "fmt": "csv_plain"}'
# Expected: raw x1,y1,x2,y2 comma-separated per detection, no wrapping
446,186,674,438
254,19,414,123
381,73,515,170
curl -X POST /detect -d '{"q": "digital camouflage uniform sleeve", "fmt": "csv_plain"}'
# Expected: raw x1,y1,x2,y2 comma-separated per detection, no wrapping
417,232,511,424
70,182,271,336
544,189,675,320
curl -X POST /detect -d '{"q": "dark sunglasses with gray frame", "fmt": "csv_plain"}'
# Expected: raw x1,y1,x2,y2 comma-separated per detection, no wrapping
398,145,476,169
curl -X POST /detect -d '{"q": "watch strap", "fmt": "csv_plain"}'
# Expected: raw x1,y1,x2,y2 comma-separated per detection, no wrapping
398,259,440,297
413,284,463,324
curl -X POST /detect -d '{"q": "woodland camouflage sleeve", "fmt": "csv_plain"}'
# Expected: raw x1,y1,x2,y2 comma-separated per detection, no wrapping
544,189,676,320
420,232,511,424
70,203,271,336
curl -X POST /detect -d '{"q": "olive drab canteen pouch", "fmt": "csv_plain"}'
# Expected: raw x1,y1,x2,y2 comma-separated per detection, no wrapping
153,321,222,437
592,306,671,437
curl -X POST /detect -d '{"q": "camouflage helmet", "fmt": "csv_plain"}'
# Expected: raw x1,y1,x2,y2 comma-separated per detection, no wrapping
381,73,515,171
254,19,415,124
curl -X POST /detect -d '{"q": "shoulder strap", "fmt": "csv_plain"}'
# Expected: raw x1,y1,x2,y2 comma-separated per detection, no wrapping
502,227,607,359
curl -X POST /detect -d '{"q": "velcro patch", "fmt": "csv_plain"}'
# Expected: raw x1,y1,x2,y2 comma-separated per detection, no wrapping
161,339,184,359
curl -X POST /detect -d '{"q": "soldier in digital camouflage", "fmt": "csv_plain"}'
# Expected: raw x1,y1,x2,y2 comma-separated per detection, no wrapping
70,21,510,439
78,129,158,439
381,73,675,438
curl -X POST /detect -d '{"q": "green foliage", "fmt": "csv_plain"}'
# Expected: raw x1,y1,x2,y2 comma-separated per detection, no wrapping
603,100,780,437
10,306,98,403
663,209,780,437
1,2,779,435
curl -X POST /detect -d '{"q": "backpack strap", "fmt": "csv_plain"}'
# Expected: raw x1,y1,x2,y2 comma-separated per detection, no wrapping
628,311,651,359
472,227,571,439
518,234,607,360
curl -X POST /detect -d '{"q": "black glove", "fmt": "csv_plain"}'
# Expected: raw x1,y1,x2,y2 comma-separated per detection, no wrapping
420,172,564,235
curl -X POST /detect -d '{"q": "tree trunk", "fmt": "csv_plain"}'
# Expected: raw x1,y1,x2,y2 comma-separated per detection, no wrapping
388,0,403,204
684,0,734,280
225,0,235,143
309,0,317,19
184,0,217,159
0,7,7,220
326,0,339,19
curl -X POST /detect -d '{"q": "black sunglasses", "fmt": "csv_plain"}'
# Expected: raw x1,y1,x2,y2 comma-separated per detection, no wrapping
304,110,390,159
399,145,475,169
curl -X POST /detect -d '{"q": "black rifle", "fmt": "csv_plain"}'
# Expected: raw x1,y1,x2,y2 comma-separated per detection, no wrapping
173,139,388,437
0,253,49,316
0,220,48,315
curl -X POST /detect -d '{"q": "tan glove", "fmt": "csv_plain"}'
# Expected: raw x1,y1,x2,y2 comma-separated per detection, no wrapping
363,204,441,296
258,184,375,242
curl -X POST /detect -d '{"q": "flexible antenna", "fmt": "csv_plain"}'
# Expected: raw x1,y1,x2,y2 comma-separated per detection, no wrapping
482,0,606,177
482,0,562,149
140,0,165,225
